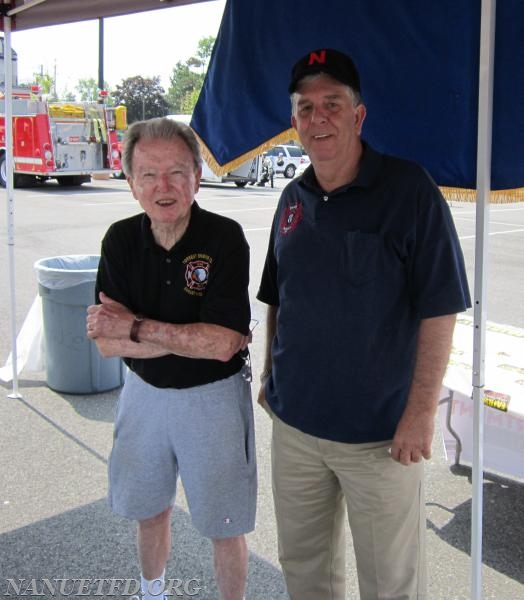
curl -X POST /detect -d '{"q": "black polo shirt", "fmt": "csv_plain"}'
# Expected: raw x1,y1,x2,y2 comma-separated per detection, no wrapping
96,201,251,389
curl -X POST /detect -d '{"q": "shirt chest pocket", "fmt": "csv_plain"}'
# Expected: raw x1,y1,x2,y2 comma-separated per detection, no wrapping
340,231,380,287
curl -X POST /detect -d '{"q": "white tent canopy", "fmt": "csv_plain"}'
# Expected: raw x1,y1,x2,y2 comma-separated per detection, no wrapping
1,0,205,31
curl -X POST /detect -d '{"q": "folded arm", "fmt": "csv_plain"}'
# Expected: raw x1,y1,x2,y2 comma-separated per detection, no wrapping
87,291,249,362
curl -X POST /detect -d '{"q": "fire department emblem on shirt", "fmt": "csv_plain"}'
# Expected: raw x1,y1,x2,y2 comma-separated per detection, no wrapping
279,200,303,234
185,259,210,292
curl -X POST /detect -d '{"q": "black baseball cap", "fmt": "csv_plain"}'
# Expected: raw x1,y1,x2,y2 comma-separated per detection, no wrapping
288,48,361,94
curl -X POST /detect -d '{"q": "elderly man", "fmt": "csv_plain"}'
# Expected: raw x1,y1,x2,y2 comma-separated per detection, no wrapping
87,117,256,600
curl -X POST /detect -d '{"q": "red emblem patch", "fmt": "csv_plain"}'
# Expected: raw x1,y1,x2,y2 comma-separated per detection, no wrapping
185,260,210,291
279,201,303,235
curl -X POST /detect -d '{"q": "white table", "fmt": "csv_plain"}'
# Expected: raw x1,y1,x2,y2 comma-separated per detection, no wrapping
438,316,524,479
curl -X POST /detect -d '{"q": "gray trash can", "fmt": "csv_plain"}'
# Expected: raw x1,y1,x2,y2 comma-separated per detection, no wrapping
34,255,125,394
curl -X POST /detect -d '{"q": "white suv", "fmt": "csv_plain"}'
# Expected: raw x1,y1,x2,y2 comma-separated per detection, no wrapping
266,144,310,178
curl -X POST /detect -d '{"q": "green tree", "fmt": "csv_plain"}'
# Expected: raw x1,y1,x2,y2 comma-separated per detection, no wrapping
112,75,169,123
166,61,203,114
196,36,216,70
180,88,201,114
34,71,57,100
75,77,111,102
166,35,216,114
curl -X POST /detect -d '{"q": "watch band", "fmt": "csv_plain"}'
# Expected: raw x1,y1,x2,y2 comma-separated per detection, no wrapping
130,314,144,343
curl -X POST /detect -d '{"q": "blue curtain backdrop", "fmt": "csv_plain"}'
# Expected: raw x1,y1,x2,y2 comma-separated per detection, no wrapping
191,0,524,190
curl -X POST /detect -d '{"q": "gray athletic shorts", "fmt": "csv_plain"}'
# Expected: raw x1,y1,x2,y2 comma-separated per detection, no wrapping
108,369,257,539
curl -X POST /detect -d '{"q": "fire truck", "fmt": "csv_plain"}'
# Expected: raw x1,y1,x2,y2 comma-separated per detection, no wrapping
0,89,127,187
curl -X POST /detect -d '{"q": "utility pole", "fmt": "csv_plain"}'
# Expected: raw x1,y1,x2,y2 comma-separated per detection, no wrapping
98,18,104,93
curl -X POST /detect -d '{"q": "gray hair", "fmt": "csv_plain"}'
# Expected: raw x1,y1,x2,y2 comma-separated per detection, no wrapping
290,73,363,115
122,117,202,177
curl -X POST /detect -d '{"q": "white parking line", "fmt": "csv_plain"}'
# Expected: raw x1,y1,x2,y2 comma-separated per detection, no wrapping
487,205,524,212
489,220,524,227
452,205,524,218
459,227,524,241
455,215,524,228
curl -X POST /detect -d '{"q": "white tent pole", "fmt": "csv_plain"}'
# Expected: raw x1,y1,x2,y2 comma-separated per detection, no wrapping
472,0,495,597
3,16,22,400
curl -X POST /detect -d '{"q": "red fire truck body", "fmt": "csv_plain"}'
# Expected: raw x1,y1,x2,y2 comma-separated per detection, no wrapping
0,95,125,187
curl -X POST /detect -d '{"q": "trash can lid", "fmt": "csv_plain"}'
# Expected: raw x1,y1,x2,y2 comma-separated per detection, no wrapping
34,254,100,289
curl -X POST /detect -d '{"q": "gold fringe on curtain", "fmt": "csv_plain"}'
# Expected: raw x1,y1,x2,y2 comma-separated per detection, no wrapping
441,186,524,203
191,127,524,201
195,128,300,176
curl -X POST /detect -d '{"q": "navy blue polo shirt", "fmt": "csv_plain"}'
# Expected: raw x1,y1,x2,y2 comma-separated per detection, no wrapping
96,201,251,389
257,143,471,443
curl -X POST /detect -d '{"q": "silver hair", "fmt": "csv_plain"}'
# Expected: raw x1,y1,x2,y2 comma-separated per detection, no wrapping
290,73,363,115
122,117,202,177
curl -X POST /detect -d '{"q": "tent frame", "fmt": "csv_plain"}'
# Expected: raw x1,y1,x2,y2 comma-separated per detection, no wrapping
2,12,21,399
471,0,495,597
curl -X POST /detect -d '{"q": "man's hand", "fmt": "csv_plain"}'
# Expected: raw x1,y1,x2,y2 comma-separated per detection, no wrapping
390,314,456,466
390,408,435,466
86,291,134,341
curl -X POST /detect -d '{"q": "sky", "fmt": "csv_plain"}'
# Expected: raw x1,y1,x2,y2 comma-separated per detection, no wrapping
9,0,226,96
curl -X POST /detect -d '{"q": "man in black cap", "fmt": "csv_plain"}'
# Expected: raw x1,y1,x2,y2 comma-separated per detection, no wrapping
257,48,471,599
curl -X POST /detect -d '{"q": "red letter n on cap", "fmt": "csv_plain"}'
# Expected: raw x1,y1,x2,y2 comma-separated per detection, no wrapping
308,50,326,65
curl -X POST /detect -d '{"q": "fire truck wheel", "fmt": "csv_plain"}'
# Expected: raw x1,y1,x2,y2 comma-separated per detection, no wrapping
14,174,38,188
0,157,37,188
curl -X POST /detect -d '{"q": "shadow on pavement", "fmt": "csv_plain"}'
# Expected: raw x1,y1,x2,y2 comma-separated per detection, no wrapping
62,388,120,424
0,378,120,424
427,466,524,586
0,501,288,599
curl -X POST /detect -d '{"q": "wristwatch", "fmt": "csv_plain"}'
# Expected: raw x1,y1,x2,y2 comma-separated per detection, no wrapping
130,314,145,343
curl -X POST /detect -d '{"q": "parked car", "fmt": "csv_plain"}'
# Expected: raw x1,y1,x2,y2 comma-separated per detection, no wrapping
294,160,311,178
266,144,310,178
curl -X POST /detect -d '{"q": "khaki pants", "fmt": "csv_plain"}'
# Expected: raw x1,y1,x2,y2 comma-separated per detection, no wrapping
271,415,427,600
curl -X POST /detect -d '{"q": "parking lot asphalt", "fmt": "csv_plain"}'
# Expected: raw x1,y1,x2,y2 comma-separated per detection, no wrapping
0,176,523,599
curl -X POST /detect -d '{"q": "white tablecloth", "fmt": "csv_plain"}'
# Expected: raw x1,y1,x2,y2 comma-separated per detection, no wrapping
438,316,524,478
